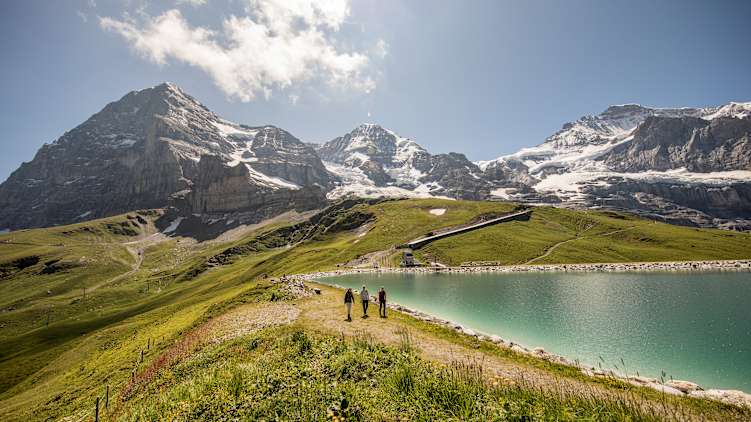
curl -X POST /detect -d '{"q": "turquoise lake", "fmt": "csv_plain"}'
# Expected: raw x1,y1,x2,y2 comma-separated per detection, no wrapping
318,271,751,391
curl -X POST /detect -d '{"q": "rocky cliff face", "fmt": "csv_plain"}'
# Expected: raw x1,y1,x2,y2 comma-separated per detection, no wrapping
582,178,751,230
413,152,492,200
0,83,330,231
601,115,751,172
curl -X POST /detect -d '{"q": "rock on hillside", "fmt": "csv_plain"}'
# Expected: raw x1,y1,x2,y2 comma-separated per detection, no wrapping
0,83,331,231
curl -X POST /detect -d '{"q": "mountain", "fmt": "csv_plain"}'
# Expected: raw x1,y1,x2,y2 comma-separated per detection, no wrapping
1,83,749,232
318,123,491,200
0,83,331,231
479,102,751,229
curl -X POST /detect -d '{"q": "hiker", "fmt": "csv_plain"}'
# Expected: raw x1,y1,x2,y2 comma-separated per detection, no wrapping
378,287,387,318
360,285,370,317
344,288,354,321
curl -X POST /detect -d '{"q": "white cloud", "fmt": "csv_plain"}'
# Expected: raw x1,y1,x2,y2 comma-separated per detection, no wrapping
100,0,379,101
76,10,88,23
374,39,388,58
176,0,207,6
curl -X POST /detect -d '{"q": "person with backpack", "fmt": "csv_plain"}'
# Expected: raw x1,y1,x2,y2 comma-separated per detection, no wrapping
360,285,370,318
378,287,387,318
344,288,354,322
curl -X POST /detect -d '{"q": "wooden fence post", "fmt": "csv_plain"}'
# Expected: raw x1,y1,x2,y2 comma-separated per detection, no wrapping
95,396,100,422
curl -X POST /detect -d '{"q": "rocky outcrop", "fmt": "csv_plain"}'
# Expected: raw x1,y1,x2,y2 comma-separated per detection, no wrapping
414,153,493,200
171,155,326,216
582,178,751,229
601,115,751,172
245,126,332,188
358,160,394,186
480,158,536,187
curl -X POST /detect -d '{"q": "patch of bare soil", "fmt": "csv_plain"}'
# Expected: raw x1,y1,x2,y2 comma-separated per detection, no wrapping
209,302,301,344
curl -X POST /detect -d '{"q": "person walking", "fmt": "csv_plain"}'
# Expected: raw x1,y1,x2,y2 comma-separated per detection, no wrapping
378,287,387,318
360,285,370,318
344,288,354,322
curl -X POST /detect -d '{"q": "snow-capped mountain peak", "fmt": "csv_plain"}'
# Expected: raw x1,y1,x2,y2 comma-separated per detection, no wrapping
702,101,751,120
544,104,706,149
318,124,429,196
481,101,750,179
321,123,428,166
319,124,491,201
0,82,332,230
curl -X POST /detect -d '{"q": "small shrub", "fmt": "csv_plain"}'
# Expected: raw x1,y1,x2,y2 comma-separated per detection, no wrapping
352,330,375,350
291,330,312,355
387,362,416,395
246,336,261,351
229,371,244,400
395,327,413,354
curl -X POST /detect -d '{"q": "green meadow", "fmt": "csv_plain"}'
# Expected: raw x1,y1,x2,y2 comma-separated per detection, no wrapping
1,199,750,421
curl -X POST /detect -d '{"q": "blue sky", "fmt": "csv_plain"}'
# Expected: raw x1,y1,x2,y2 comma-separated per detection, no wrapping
1,0,750,181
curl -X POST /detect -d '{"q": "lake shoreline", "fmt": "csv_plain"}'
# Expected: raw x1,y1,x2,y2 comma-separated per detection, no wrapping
294,259,751,409
312,258,751,277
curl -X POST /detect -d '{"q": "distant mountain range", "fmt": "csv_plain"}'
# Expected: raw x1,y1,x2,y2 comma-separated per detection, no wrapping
1,83,749,233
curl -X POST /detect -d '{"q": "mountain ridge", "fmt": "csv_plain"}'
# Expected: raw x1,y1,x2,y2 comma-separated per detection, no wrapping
1,83,749,233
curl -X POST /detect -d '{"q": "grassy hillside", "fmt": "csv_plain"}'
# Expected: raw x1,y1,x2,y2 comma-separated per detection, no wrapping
0,211,276,405
0,199,749,420
415,205,751,266
206,198,751,276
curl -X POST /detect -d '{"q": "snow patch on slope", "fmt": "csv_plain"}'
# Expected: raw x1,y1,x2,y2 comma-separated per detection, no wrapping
489,188,513,199
508,134,635,176
324,161,451,200
534,168,751,202
245,164,300,190
163,217,185,234
212,120,259,139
